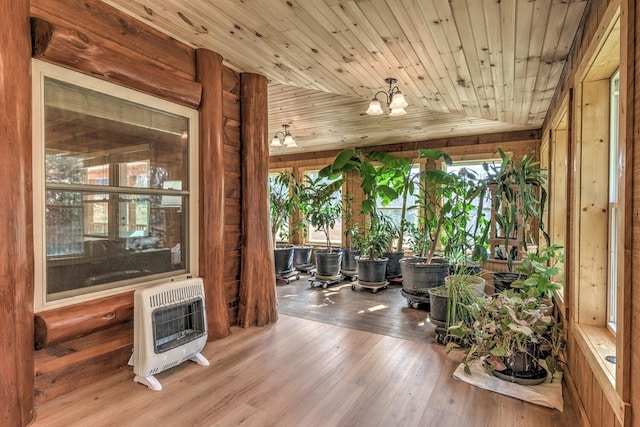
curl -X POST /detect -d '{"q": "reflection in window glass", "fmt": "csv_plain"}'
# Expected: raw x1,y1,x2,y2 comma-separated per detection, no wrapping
41,75,192,301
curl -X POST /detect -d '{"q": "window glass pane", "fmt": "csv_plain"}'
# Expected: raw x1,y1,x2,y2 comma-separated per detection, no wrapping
44,78,188,189
377,165,420,246
42,75,190,302
608,70,620,329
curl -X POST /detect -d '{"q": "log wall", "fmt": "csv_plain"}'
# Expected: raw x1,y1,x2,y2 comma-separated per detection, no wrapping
29,0,244,406
0,1,35,426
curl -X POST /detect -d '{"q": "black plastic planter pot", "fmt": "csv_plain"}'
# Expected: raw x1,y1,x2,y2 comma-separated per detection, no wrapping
341,248,359,274
357,257,388,283
400,257,450,292
315,250,342,278
493,345,547,385
274,244,295,275
428,286,447,327
383,251,405,278
493,272,527,293
293,245,313,268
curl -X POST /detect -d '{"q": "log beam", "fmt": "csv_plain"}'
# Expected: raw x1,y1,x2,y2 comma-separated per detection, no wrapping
238,73,278,327
34,292,134,349
0,0,35,425
31,17,202,109
197,49,231,340
30,0,196,80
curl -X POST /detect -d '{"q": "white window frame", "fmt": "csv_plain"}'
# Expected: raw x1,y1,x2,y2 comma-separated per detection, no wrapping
32,59,199,311
607,69,620,333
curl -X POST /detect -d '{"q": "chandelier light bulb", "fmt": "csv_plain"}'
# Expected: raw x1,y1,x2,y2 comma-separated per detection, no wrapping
389,108,407,117
284,134,295,146
366,99,384,116
271,136,282,147
389,92,408,109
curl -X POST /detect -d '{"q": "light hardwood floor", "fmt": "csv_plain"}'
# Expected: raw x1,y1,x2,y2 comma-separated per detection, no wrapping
33,279,583,427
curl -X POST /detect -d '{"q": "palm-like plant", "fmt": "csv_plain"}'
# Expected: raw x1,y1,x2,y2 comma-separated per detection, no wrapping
487,148,550,270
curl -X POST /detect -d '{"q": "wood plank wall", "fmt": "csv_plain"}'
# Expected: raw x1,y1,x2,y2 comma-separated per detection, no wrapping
29,0,244,406
542,0,631,426
222,67,242,325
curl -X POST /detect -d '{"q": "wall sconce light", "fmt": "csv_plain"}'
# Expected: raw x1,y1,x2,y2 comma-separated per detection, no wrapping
366,77,408,116
271,124,297,147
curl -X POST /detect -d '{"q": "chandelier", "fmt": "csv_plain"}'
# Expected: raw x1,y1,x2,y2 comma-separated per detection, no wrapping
270,124,297,147
366,78,408,116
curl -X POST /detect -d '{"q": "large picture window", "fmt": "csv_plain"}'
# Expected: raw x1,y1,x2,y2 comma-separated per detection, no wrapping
33,60,198,308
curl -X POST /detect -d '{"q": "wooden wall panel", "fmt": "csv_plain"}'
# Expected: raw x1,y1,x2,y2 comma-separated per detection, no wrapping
630,0,640,424
568,335,619,427
577,79,610,325
222,67,242,325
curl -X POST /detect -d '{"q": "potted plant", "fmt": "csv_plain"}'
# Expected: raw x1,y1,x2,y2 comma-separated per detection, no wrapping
402,150,490,300
485,148,550,274
269,171,299,275
320,149,395,284
428,272,486,344
450,291,565,385
340,194,359,277
298,173,344,278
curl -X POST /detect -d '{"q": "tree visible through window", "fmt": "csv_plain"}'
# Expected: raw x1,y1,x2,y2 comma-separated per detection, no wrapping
304,170,342,246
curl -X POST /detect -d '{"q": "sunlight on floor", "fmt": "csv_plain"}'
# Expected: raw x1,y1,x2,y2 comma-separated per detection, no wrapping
357,304,388,314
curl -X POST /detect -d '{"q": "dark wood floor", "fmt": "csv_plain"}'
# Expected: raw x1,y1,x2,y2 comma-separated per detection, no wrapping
276,275,436,344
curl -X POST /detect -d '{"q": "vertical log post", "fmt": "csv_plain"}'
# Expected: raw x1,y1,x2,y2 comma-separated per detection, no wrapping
0,0,35,425
197,49,231,340
238,73,277,327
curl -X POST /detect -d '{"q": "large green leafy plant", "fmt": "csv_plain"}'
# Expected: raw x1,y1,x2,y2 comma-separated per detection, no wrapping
320,149,397,259
298,174,344,252
511,244,564,301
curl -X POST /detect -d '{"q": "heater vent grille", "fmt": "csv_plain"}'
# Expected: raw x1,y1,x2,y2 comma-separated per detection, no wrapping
148,283,204,308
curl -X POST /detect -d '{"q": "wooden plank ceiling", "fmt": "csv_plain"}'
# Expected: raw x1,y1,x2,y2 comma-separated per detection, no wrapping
102,0,588,155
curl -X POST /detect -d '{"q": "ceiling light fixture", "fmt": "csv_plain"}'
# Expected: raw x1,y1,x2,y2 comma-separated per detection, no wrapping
366,77,408,116
271,124,297,147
